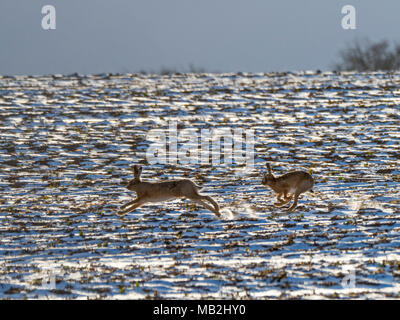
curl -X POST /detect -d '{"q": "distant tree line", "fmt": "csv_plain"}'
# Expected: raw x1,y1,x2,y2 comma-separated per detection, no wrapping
333,38,400,71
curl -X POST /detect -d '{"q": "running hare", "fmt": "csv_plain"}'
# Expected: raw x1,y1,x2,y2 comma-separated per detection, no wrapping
117,165,220,217
262,163,314,212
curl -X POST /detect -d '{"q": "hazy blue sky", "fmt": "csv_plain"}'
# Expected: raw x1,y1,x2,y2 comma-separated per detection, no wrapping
1,0,399,75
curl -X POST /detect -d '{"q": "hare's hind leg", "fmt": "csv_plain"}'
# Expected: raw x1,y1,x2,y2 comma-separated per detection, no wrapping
188,195,220,217
200,195,220,216
287,193,300,212
190,199,220,217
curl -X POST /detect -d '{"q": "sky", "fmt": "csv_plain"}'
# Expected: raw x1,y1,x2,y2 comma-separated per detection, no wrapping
0,0,399,75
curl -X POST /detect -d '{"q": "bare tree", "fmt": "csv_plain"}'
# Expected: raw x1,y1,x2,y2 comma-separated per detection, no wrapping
333,38,400,71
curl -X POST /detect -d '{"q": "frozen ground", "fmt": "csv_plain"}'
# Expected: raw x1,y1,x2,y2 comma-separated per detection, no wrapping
0,71,399,299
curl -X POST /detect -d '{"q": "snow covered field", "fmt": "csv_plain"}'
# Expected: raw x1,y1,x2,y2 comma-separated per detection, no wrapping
0,71,399,299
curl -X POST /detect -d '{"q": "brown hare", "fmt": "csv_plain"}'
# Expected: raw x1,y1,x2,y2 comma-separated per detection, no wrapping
262,163,314,212
117,165,221,218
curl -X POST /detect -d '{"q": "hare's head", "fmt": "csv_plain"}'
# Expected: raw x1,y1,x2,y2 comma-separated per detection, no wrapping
262,163,275,186
126,165,142,191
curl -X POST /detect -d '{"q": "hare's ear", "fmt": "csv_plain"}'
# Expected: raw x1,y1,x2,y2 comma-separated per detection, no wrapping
137,165,143,176
266,163,272,175
134,165,142,178
133,165,141,178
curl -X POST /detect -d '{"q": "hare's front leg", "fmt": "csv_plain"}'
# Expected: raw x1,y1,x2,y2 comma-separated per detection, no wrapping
117,198,146,216
283,191,293,201
274,193,285,207
275,191,293,208
120,198,140,210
